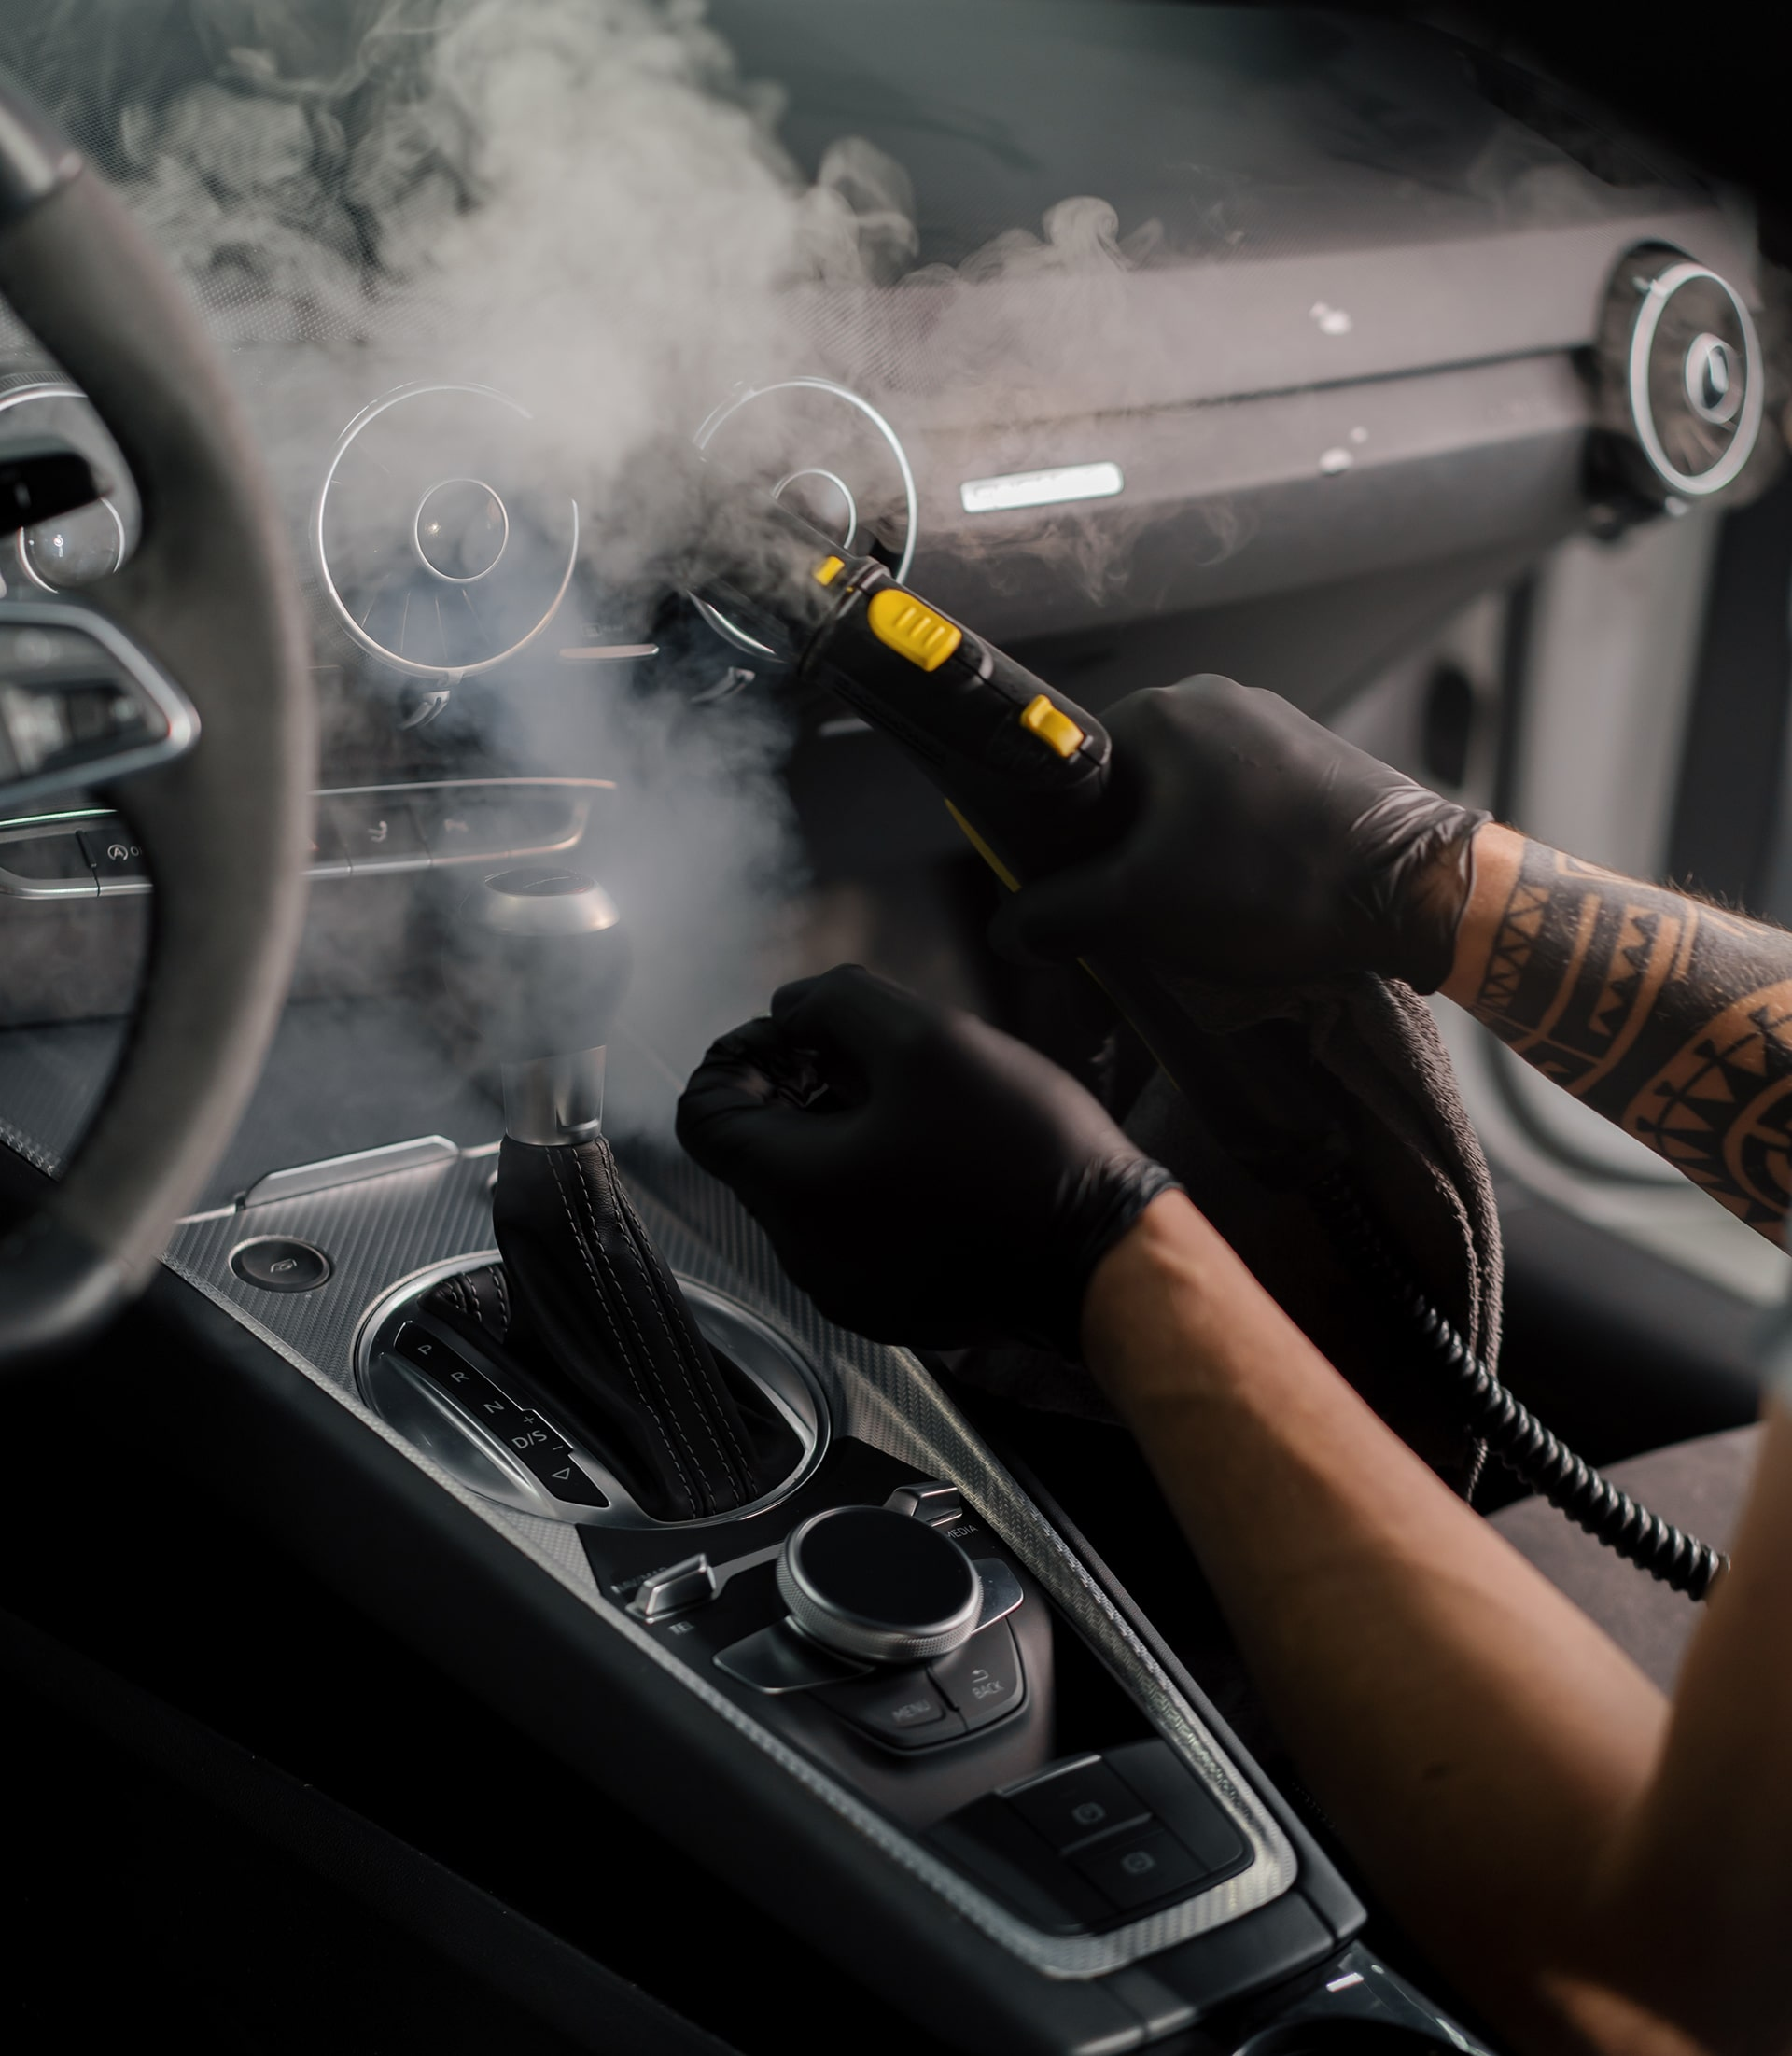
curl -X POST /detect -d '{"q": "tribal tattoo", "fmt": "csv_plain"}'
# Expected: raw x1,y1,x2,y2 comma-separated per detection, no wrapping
1469,843,1792,1240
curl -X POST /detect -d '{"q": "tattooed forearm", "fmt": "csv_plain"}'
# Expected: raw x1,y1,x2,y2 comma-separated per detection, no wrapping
1469,842,1792,1239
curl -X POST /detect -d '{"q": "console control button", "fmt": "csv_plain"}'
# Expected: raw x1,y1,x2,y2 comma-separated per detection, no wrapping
1007,1758,1150,1852
929,1621,1024,1732
818,1667,966,1749
629,1554,718,1622
1071,1825,1207,1912
885,1478,963,1526
971,1557,1024,1631
230,1237,331,1294
322,797,427,874
77,822,147,885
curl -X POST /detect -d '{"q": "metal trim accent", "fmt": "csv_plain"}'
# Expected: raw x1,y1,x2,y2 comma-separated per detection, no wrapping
0,776,614,899
355,1253,829,1531
0,598,198,813
1627,260,1764,496
313,383,580,678
245,1136,459,1208
959,462,1124,515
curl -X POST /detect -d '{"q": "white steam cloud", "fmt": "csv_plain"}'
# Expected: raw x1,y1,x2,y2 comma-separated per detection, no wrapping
7,1,1645,1134
12,0,1001,1130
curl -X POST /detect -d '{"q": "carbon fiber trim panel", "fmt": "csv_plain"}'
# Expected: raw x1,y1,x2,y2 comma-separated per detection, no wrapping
163,1142,1300,1979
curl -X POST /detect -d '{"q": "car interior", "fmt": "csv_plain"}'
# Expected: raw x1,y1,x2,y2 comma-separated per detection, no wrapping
2,4,1786,2051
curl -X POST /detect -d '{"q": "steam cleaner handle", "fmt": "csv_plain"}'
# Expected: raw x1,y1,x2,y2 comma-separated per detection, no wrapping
791,555,1347,1177
791,552,1131,883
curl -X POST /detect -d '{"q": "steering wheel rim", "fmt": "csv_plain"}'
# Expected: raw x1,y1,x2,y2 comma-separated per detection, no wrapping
0,71,315,1363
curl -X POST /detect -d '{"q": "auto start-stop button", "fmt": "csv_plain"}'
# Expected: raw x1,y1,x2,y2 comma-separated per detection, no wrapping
231,1237,331,1294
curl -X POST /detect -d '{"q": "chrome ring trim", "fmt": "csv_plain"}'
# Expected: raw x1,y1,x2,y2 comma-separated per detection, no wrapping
314,383,579,677
1,380,131,594
691,374,919,660
693,377,917,586
412,474,509,584
771,466,860,554
18,492,126,591
354,1251,830,1530
1628,260,1764,496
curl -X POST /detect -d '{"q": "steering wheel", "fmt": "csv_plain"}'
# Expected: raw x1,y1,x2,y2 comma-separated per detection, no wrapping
0,75,315,1363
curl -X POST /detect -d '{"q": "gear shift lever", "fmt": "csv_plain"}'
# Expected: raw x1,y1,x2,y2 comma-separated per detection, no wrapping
440,865,798,1521
454,867,629,1143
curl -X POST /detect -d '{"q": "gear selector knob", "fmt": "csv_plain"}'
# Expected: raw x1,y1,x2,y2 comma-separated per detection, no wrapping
445,865,632,1143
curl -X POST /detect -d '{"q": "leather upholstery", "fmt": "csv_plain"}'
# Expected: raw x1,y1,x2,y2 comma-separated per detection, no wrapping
430,1136,799,1521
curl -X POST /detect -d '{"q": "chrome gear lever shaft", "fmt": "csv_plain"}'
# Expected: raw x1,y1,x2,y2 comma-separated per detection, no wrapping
444,866,630,1144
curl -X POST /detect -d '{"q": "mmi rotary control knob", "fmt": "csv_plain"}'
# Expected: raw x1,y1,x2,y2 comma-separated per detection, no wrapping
778,1504,983,1664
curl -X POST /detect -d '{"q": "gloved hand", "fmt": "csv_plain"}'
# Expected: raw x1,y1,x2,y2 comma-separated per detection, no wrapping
991,675,1490,993
675,965,1180,1356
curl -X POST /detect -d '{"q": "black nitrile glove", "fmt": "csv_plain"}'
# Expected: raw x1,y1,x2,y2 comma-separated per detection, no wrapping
675,965,1180,1356
992,675,1490,992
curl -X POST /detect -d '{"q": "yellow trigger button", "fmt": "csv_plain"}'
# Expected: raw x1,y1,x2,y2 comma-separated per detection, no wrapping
866,587,963,672
814,554,845,586
1019,693,1085,760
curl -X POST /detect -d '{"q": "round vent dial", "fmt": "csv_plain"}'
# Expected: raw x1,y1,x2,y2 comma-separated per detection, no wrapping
1597,246,1765,501
315,384,578,677
0,383,136,594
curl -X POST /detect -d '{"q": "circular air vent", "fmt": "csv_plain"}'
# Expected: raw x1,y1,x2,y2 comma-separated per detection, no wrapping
314,384,579,677
0,383,137,594
689,376,918,660
1596,246,1765,501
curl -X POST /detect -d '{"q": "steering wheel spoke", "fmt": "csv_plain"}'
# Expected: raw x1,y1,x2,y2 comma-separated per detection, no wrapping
0,600,196,815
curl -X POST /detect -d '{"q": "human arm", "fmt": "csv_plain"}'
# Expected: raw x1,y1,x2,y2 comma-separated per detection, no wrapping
678,971,1792,2053
1085,1193,1792,2055
1440,822,1792,1240
997,675,1792,1240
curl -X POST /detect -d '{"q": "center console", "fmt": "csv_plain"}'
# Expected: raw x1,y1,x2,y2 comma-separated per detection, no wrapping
147,1113,1487,2052
0,800,1490,2049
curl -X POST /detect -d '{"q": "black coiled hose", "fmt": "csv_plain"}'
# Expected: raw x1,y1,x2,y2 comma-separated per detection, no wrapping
1309,1168,1729,1600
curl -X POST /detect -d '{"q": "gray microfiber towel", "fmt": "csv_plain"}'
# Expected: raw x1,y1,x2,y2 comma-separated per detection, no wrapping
950,973,1503,1498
